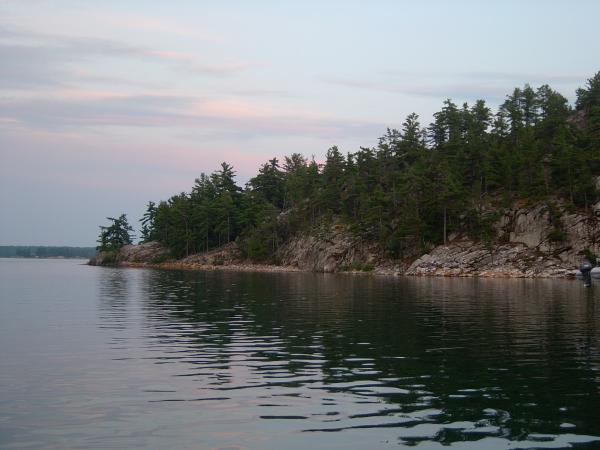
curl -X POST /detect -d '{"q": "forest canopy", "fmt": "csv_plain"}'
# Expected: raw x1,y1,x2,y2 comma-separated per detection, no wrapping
130,72,600,261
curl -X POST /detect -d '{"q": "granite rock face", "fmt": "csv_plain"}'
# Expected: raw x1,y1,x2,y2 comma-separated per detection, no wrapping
275,202,598,277
117,241,171,263
276,223,384,272
507,205,550,250
406,202,599,278
405,240,576,278
91,201,599,278
88,241,170,266
178,242,243,266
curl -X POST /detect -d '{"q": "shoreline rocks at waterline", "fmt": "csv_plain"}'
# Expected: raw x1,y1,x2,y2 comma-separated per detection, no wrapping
90,200,599,279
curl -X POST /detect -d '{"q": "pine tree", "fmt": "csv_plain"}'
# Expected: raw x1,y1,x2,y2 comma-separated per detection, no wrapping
97,214,134,252
139,201,157,243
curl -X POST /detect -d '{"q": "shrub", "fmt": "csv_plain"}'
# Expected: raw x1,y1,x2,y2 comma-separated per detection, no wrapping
100,250,118,266
546,204,567,243
547,229,567,242
584,248,598,264
151,253,170,264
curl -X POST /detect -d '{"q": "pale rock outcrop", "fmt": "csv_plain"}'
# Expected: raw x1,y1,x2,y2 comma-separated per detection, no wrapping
88,241,170,266
405,240,574,278
276,223,382,272
117,241,170,263
508,205,551,250
556,210,599,265
178,242,243,266
406,201,599,277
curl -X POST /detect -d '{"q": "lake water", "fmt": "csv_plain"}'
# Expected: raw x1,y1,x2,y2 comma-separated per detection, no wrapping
1,258,600,449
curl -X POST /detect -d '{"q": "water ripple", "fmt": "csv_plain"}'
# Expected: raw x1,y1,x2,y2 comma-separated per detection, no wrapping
2,261,600,449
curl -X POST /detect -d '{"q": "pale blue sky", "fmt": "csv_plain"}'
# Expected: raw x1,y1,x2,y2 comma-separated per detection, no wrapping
1,0,598,245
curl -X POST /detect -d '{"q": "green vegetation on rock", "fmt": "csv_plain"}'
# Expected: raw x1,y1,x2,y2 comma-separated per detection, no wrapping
104,72,600,263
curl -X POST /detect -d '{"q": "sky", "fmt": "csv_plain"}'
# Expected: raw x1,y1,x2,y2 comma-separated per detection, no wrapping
1,0,599,246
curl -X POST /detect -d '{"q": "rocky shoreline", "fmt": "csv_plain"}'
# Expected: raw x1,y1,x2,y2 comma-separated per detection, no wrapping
90,200,599,279
118,260,303,273
95,256,579,278
90,240,582,279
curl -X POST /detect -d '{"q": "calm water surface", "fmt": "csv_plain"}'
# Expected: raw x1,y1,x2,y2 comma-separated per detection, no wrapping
1,258,600,449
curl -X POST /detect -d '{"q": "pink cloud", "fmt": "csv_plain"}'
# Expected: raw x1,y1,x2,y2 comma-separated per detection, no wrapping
95,12,222,42
0,125,283,192
0,91,383,140
147,50,250,76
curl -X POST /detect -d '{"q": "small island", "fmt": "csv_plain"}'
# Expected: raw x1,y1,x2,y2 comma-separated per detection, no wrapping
91,73,600,278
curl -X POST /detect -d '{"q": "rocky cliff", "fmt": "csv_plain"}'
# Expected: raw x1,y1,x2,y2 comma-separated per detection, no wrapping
275,222,386,273
92,200,599,278
273,200,600,277
406,201,599,277
88,241,170,266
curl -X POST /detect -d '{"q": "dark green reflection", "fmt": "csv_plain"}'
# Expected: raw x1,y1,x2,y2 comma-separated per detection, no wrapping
120,270,600,446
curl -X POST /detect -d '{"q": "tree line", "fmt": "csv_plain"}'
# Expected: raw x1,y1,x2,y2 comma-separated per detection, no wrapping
0,246,96,259
98,72,600,260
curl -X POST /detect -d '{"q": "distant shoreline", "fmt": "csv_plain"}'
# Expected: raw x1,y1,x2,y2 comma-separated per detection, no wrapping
0,245,95,259
1,256,91,260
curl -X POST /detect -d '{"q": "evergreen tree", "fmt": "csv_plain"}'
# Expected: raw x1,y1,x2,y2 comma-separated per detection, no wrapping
248,158,286,208
576,71,600,111
105,72,599,263
97,214,134,252
319,146,346,213
140,201,157,243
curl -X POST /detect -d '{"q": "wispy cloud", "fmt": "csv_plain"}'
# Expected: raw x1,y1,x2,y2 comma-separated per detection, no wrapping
95,12,221,41
323,71,586,103
230,88,293,98
456,71,587,85
323,76,508,102
0,93,383,140
148,50,250,76
0,25,249,90
0,94,192,128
